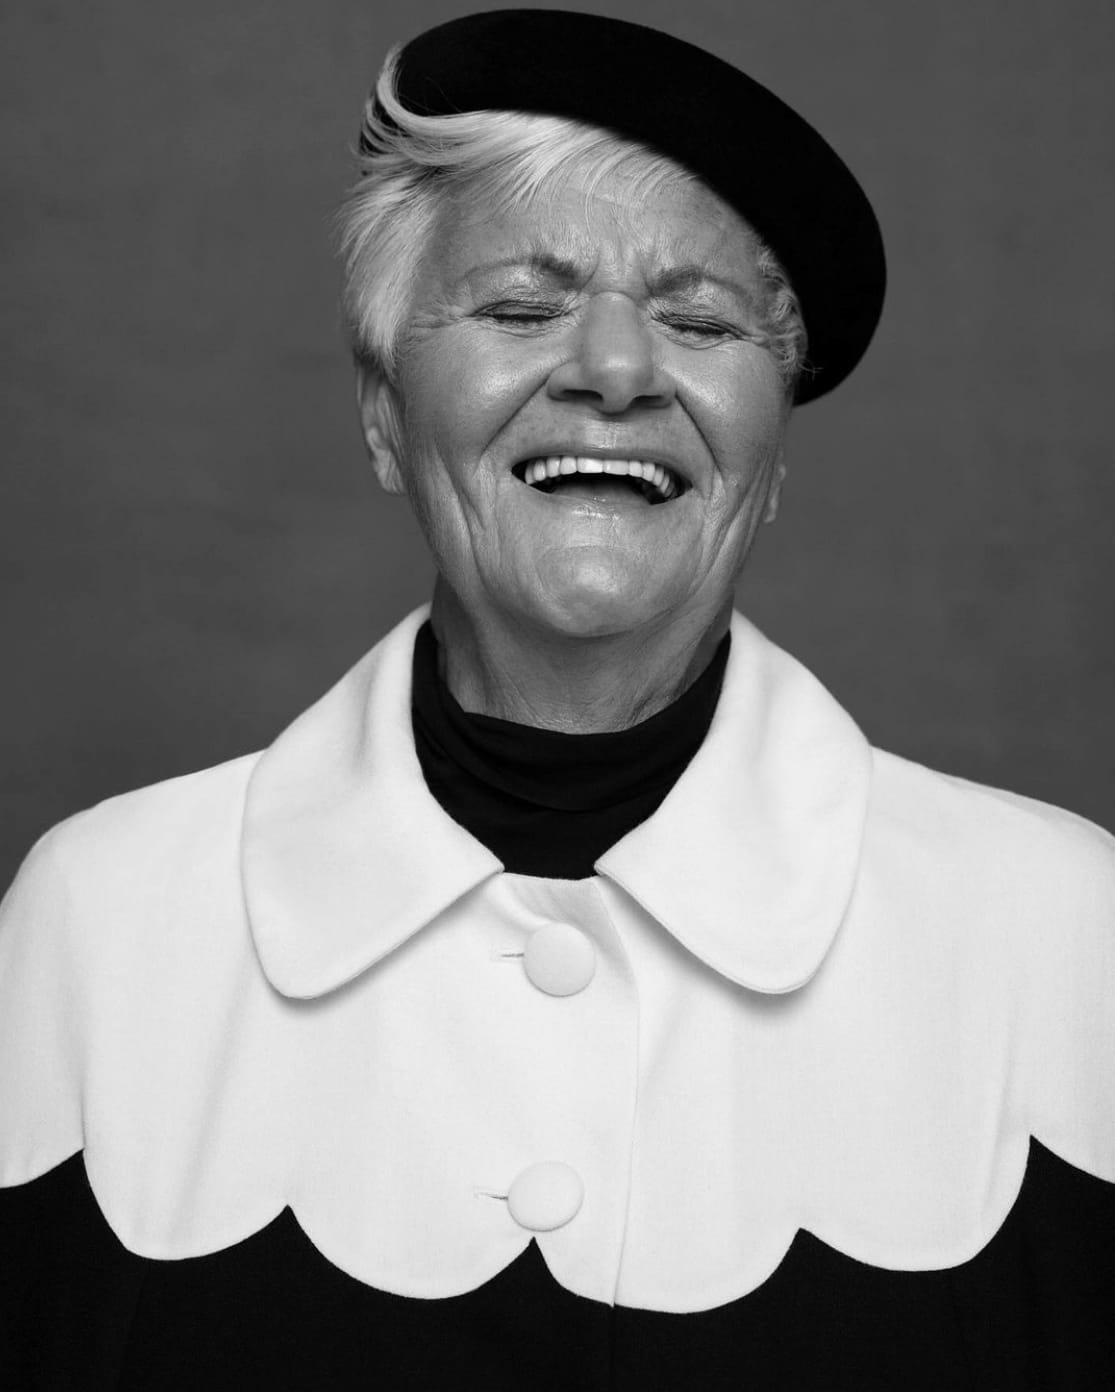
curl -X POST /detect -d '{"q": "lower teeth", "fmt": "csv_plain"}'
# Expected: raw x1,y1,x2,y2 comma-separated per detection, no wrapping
529,478,665,503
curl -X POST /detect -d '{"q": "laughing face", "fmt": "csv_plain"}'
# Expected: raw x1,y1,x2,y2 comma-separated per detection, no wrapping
358,167,790,644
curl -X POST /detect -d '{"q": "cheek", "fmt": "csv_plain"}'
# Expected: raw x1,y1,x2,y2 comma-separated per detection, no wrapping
402,335,545,473
688,363,787,489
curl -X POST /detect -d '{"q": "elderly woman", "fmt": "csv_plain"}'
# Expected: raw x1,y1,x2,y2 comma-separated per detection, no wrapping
2,10,1113,1389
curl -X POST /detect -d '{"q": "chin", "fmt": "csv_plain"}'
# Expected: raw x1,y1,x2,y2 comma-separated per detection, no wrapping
540,550,682,636
524,576,676,642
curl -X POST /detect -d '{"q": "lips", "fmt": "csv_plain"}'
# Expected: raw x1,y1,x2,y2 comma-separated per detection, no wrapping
512,454,686,504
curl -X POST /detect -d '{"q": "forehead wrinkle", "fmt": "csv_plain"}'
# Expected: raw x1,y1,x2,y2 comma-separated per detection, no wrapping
648,215,765,306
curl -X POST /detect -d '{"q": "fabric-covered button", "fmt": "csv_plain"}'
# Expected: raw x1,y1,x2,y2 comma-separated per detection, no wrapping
522,923,596,996
507,1161,584,1231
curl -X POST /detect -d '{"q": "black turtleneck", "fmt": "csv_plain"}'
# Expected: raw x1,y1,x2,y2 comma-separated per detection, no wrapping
411,621,730,878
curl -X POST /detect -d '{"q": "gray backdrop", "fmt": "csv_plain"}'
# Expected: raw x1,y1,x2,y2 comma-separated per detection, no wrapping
2,0,1113,885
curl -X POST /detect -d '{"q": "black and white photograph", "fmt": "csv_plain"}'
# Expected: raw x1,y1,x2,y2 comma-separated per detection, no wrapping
1,2,1113,1386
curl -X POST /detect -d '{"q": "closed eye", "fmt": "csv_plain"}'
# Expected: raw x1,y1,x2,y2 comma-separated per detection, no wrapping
477,300,566,326
658,314,744,340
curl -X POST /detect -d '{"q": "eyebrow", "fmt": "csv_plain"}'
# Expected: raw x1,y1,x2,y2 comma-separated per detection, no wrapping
461,251,584,288
462,250,756,307
648,265,754,301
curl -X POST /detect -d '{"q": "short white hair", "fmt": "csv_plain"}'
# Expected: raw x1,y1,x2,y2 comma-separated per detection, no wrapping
336,47,807,392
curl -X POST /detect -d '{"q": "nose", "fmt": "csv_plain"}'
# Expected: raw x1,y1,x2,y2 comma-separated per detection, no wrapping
546,294,675,414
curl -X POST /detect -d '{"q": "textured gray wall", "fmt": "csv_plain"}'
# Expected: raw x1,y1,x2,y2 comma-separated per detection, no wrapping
2,0,1112,884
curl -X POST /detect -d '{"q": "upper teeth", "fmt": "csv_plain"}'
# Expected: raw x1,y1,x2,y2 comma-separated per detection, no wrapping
522,456,679,499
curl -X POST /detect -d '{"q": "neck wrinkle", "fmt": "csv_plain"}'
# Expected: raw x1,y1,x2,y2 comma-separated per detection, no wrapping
429,580,732,734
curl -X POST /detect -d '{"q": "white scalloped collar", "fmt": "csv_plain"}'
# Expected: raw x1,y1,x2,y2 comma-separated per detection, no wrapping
242,606,872,1000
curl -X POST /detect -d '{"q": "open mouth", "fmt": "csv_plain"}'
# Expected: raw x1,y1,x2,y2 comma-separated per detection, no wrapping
512,455,687,505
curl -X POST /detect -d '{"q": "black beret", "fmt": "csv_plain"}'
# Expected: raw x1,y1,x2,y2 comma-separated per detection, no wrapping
375,9,885,404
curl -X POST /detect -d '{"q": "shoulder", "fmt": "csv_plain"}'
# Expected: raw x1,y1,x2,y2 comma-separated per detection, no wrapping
858,750,1115,1176
0,752,268,1187
866,746,1115,908
12,752,261,902
0,752,263,1023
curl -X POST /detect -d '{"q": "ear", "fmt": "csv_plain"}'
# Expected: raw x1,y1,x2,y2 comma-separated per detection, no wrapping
763,448,787,525
355,360,407,496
